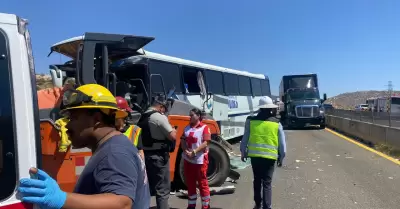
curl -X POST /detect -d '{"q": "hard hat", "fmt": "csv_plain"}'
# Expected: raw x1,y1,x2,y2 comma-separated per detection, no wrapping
116,96,133,112
61,84,128,119
258,97,278,109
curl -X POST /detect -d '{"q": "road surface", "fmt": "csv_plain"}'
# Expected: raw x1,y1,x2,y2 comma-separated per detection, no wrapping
151,128,400,209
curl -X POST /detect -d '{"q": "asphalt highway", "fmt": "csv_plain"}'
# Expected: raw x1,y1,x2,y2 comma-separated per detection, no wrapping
151,128,400,209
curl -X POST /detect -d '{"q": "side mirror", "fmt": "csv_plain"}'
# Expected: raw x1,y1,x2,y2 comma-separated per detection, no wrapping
323,93,327,101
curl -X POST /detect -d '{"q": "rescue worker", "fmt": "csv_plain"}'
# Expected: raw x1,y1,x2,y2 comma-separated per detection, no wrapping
18,84,150,209
115,96,145,159
137,94,177,209
181,108,211,209
240,97,287,209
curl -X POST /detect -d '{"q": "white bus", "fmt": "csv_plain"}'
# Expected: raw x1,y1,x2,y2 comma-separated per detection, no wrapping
141,51,272,140
49,36,272,141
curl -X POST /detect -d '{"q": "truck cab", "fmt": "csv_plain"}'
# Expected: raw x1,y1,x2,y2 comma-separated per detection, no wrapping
279,74,327,129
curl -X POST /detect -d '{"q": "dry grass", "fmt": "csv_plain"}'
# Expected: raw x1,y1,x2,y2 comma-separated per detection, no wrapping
36,74,76,90
374,143,400,158
36,74,53,90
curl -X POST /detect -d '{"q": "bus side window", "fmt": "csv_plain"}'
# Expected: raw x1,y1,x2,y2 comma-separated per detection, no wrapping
0,29,17,201
182,66,202,94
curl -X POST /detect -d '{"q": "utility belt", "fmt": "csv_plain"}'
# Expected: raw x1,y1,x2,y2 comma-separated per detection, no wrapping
143,138,176,153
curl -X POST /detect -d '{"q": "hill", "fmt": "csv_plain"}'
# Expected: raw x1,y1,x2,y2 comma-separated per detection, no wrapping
325,91,400,110
36,74,53,90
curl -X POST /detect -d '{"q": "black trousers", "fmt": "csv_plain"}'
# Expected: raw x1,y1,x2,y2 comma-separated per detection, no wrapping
251,157,275,209
145,151,170,209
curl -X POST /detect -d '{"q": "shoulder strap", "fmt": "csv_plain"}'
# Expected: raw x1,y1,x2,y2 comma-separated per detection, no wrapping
145,110,158,117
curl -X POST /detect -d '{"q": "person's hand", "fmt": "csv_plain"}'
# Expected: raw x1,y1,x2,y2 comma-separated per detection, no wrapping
277,160,283,167
185,149,192,158
241,155,247,162
185,149,196,158
18,167,67,209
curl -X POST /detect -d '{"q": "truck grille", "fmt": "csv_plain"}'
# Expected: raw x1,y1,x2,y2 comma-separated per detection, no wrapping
295,106,319,118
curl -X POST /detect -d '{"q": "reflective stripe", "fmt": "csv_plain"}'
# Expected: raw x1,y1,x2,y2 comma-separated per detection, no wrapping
132,126,141,147
201,195,210,200
248,150,278,158
123,126,133,139
123,125,141,147
202,201,210,206
188,194,197,199
188,200,197,204
248,143,277,149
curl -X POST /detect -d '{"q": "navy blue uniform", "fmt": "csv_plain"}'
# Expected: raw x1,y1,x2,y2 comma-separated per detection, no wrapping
74,134,150,209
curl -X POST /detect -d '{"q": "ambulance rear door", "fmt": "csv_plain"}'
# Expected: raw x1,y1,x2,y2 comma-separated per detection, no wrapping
0,13,41,209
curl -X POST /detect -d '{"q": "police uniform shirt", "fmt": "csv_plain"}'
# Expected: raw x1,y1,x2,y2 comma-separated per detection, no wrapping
145,108,173,140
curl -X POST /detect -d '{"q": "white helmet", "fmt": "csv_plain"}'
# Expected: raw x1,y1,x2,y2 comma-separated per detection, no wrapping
259,97,278,109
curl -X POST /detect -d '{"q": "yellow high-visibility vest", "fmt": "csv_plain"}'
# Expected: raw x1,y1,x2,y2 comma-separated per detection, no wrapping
248,120,279,160
124,125,141,147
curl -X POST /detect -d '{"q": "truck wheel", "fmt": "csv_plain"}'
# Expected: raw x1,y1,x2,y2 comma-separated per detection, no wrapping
319,124,326,129
179,141,230,187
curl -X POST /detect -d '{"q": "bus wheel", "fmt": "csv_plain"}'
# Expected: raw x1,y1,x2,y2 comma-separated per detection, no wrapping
179,141,230,187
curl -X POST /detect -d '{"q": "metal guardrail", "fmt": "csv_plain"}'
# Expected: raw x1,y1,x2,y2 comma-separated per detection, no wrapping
325,109,400,128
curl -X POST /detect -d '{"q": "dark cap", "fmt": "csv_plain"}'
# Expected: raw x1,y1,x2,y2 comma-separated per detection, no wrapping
153,94,167,105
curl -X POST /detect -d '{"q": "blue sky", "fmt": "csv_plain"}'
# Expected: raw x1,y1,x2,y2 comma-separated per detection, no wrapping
3,0,400,97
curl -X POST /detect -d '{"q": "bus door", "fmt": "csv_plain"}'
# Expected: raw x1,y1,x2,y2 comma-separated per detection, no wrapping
0,14,41,208
50,32,155,88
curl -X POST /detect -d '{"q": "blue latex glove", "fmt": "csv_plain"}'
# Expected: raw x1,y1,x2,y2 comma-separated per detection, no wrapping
18,168,67,209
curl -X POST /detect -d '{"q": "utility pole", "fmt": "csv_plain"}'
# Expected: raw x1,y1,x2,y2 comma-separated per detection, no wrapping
385,81,393,126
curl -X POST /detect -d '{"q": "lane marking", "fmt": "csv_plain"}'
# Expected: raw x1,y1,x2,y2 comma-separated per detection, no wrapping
324,128,400,166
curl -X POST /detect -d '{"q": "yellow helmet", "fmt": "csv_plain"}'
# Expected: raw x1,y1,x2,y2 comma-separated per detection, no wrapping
61,84,128,119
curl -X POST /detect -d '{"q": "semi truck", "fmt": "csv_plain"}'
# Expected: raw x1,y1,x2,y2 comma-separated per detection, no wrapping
279,74,327,129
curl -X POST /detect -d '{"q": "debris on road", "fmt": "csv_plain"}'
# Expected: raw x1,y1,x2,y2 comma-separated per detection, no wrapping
176,185,236,198
227,169,240,183
229,153,251,170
